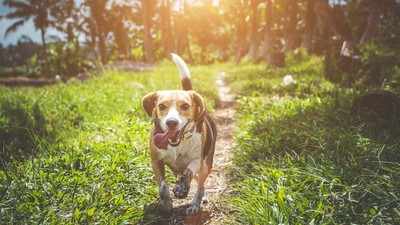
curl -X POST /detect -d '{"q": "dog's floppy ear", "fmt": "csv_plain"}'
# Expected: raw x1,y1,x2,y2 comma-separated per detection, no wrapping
142,92,158,117
190,91,206,122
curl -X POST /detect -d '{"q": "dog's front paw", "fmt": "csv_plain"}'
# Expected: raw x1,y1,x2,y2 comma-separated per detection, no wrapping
186,204,201,215
173,176,190,199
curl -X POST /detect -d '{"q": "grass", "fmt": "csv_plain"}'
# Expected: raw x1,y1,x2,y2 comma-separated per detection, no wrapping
224,53,400,224
0,62,219,223
1,54,399,224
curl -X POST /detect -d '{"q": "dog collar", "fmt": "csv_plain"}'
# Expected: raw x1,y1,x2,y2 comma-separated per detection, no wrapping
182,122,196,138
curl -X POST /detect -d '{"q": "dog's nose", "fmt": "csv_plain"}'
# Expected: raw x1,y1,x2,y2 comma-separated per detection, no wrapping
166,119,179,129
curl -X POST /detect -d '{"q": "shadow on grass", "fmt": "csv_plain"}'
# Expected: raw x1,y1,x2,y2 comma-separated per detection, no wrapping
140,202,213,225
0,97,55,170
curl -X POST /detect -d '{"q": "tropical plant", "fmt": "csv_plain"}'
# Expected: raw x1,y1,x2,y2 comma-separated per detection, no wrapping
2,0,57,54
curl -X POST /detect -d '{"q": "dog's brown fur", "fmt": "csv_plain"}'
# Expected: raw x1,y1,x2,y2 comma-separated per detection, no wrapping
141,54,217,215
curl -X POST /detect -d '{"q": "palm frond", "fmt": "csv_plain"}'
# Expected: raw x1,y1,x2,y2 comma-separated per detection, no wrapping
19,35,34,43
3,0,32,11
5,9,34,20
3,0,35,20
5,20,26,38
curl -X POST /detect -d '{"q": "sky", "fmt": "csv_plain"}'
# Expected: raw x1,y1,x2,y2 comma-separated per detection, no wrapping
0,0,75,46
0,0,119,46
0,1,44,46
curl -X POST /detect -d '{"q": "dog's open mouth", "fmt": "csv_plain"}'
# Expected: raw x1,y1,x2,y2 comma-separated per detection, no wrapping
154,130,181,149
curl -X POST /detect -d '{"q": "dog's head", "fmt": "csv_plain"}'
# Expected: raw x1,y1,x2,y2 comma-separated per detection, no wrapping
142,90,206,132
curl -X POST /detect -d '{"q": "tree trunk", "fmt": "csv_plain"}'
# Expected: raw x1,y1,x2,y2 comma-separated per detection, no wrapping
301,0,316,53
160,0,173,57
360,2,381,44
173,0,192,60
260,0,274,59
98,29,106,64
234,1,249,63
40,26,47,54
39,25,50,77
283,0,298,53
141,0,154,63
246,0,260,59
86,0,109,64
235,23,247,63
314,0,335,52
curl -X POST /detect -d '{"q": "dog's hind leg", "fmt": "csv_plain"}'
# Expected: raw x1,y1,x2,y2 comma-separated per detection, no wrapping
186,169,207,215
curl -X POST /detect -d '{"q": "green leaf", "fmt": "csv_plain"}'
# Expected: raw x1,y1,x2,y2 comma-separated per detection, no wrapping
87,207,95,217
369,207,377,216
73,208,80,219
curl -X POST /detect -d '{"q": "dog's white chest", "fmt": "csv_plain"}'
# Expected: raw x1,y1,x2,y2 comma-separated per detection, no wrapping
157,132,202,174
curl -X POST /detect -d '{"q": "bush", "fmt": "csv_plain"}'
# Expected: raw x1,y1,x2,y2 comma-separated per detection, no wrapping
357,44,399,85
324,43,400,87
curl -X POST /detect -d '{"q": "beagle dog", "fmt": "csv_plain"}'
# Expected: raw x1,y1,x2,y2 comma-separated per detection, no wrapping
142,54,217,215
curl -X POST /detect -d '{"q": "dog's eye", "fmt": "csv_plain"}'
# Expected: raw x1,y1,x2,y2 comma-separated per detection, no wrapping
180,104,190,110
158,104,166,111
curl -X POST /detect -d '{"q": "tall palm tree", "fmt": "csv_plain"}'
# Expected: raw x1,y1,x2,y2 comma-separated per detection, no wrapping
2,0,56,53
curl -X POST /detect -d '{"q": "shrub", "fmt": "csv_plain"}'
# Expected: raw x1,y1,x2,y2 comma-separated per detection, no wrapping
324,43,400,87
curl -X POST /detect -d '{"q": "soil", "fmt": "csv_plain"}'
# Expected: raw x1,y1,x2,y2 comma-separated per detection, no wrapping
0,76,57,87
141,73,237,224
0,62,153,87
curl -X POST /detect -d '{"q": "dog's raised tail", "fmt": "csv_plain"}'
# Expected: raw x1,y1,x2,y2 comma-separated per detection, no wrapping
171,53,192,91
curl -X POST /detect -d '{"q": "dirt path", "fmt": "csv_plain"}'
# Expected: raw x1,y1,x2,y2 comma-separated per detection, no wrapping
141,73,236,224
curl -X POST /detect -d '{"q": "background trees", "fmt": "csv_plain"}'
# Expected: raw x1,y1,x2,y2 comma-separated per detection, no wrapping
1,0,399,85
2,0,57,54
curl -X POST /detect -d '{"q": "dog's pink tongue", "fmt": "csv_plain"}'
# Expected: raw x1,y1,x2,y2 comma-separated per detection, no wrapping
154,130,180,149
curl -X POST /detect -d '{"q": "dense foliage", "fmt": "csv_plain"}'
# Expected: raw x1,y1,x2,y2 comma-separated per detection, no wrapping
1,0,399,86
